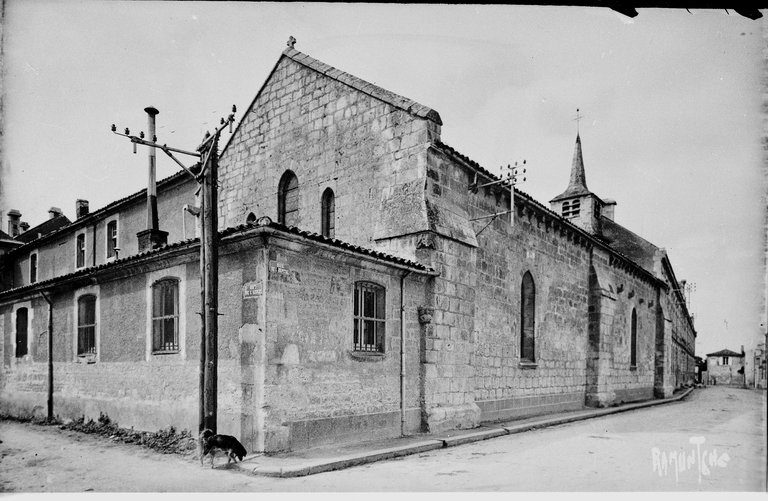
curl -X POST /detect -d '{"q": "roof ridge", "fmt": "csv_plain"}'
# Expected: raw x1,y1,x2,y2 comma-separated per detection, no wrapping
282,47,442,125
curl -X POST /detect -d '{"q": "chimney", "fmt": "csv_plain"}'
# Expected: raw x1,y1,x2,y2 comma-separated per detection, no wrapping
19,222,30,233
136,106,168,252
7,209,21,237
76,199,89,219
602,199,617,221
49,206,63,219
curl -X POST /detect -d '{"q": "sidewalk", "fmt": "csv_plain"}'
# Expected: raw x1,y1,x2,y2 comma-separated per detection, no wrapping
234,388,694,478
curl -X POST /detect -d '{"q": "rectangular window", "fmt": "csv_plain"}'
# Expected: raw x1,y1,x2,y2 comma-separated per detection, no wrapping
76,233,86,268
353,282,385,353
77,295,97,355
722,356,729,366
106,220,118,259
152,279,179,353
30,253,38,284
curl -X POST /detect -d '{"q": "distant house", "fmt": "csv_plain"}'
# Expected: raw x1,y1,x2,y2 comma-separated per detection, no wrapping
705,349,745,386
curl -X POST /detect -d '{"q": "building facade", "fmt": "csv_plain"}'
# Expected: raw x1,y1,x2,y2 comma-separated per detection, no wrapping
705,349,745,386
0,44,696,452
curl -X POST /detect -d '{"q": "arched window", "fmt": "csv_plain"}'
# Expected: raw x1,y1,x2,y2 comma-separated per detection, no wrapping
353,281,386,353
321,188,335,238
152,278,179,353
246,212,257,225
521,271,535,362
77,295,97,355
278,170,299,226
630,308,637,367
15,307,28,358
562,199,581,218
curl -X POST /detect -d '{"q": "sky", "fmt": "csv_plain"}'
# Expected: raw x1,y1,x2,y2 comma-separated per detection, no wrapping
0,1,765,356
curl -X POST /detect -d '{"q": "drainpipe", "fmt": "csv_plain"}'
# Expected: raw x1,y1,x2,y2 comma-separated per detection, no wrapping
39,290,53,421
400,271,411,436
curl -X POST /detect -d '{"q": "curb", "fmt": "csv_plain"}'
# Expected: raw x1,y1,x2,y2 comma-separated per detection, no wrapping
246,388,694,478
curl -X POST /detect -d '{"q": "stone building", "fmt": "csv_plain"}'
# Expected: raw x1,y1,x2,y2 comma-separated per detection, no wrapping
705,348,745,386
0,44,696,452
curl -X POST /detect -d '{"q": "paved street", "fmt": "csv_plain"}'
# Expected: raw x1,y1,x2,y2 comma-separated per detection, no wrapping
0,385,764,492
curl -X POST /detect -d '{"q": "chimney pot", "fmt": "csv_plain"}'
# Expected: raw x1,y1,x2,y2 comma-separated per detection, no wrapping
602,199,617,221
48,206,63,219
76,199,89,219
7,209,21,237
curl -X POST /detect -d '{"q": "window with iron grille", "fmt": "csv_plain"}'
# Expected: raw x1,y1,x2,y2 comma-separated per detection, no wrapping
15,307,28,358
520,271,535,362
106,220,118,259
152,278,179,353
30,253,38,284
76,233,86,268
278,170,299,227
77,295,97,355
321,188,335,239
353,282,385,353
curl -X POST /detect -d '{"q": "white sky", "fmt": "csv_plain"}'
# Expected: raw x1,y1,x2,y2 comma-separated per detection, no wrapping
1,1,764,356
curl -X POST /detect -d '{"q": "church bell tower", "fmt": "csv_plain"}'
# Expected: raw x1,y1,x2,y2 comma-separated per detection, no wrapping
549,131,604,235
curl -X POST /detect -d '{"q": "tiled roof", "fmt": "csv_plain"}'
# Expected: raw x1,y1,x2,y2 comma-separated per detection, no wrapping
706,349,743,357
15,214,72,244
282,47,442,125
431,140,666,287
6,170,190,256
600,217,658,274
0,220,434,299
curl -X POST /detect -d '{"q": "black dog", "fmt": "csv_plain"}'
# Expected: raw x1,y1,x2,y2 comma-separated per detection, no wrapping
199,429,247,468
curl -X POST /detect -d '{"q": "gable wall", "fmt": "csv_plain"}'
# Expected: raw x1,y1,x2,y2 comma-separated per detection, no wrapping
218,57,439,251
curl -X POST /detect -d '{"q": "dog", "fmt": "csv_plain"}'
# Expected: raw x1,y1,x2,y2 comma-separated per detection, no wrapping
199,429,247,468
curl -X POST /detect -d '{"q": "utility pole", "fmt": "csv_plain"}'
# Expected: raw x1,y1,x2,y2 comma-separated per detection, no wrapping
112,105,235,435
40,290,53,422
468,160,528,236
201,132,219,433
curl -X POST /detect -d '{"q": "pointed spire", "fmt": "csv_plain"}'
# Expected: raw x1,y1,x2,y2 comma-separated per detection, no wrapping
569,133,588,192
550,133,591,202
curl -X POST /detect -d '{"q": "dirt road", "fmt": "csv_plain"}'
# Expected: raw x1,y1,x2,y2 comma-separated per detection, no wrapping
1,385,764,491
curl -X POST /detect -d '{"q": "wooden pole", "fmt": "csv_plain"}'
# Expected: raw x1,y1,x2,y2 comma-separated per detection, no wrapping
40,291,53,421
203,134,219,433
198,184,206,433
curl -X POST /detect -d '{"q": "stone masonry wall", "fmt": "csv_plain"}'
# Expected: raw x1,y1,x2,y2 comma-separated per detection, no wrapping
424,147,592,424
217,55,440,254
588,248,657,405
0,249,252,445
261,239,424,451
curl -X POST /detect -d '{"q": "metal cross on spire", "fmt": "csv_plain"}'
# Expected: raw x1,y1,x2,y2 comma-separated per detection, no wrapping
573,108,584,135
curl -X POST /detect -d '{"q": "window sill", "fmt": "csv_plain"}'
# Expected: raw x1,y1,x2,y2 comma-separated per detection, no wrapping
76,354,97,364
152,350,180,356
348,351,386,362
519,361,538,369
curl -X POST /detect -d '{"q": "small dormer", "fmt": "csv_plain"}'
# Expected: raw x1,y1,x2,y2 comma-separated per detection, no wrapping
549,134,605,235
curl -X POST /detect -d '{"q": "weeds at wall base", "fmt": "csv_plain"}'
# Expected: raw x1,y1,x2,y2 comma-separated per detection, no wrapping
0,412,197,456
